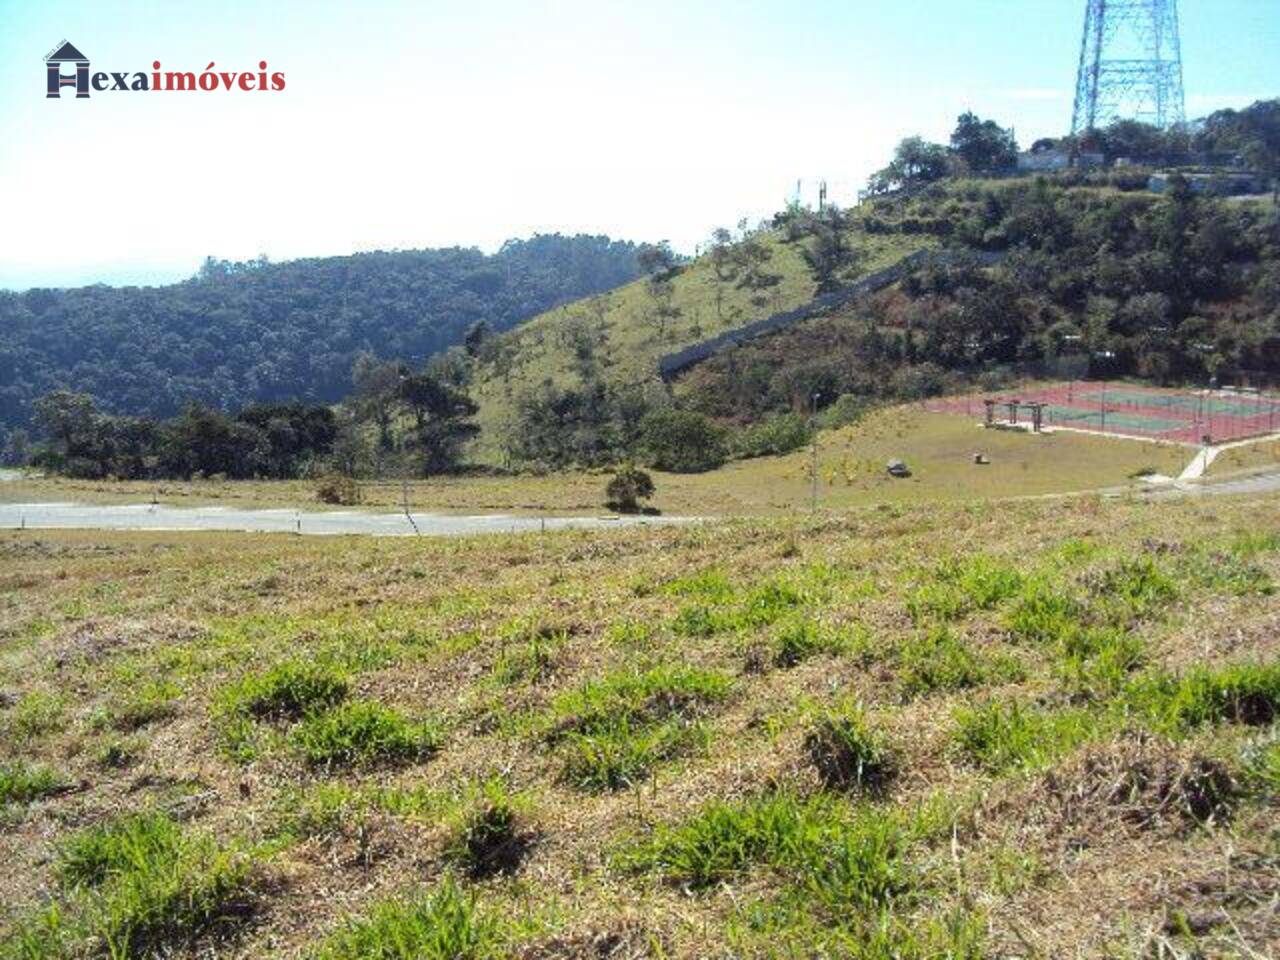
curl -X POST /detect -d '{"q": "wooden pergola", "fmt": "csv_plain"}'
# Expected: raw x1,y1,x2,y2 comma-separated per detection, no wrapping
983,398,1047,433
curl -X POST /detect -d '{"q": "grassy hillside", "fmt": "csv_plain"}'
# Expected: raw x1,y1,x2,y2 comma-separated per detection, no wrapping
2,492,1279,957
467,228,931,461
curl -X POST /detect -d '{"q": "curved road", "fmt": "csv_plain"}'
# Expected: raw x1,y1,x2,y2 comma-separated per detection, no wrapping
0,501,694,538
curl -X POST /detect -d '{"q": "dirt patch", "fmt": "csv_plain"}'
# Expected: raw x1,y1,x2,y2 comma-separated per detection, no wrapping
50,615,206,667
980,734,1238,851
514,921,665,959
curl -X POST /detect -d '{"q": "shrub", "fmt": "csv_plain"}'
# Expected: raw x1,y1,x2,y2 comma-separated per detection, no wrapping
316,473,362,505
312,878,495,960
805,703,894,791
604,464,655,513
732,413,811,460
639,409,726,473
290,701,442,768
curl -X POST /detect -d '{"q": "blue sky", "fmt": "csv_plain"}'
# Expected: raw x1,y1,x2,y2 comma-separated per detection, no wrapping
0,0,1275,289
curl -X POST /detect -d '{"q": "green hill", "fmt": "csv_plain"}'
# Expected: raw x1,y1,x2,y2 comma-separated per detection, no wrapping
467,226,930,461
0,234,642,450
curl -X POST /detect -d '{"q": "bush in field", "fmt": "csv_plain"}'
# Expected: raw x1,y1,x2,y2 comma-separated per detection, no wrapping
316,473,362,505
605,464,655,513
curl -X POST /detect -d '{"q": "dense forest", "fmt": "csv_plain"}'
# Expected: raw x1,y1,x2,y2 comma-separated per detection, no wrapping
0,233,641,456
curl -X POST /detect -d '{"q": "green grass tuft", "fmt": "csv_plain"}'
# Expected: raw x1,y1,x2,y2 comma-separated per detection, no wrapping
1004,584,1085,645
897,628,1022,698
548,665,732,790
772,620,858,668
219,660,351,722
1127,663,1280,736
0,761,66,809
952,700,1102,773
619,791,911,918
804,702,894,791
310,877,495,960
444,778,532,878
907,555,1023,624
560,717,708,791
290,701,443,769
6,811,259,959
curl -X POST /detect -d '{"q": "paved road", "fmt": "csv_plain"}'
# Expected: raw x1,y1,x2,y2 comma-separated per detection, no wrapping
1141,470,1280,500
0,502,694,538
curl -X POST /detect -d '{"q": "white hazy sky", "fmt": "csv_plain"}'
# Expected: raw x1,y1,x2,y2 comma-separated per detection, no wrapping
1,0,1276,289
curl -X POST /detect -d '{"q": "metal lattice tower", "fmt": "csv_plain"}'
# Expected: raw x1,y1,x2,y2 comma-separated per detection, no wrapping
1070,0,1186,136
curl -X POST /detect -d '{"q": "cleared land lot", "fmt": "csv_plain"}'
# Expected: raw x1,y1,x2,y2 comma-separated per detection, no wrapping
2,491,1278,957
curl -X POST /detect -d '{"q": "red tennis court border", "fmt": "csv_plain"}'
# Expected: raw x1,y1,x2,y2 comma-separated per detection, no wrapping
926,381,1280,445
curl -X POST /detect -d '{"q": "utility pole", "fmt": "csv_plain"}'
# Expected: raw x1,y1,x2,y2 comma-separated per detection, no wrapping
810,392,821,511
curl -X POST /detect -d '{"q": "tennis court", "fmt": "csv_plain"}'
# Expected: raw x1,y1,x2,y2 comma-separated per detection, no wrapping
928,381,1280,445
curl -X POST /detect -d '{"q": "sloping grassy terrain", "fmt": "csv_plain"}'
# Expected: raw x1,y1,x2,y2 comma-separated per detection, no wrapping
1,408,1190,516
2,492,1279,957
468,229,929,461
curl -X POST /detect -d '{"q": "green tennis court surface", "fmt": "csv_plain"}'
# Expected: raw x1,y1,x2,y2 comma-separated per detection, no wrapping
1043,405,1189,433
1075,388,1279,417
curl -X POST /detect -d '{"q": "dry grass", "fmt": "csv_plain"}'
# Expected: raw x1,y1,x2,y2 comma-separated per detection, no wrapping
1,491,1278,957
1,407,1193,519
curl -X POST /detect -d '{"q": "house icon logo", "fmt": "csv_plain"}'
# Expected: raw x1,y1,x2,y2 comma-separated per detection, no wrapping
46,40,89,99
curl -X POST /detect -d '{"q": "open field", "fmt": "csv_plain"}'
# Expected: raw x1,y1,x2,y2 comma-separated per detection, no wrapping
0,410,1193,520
2,490,1279,958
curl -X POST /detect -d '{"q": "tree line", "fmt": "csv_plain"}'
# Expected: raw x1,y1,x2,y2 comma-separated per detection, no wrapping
870,99,1280,195
0,233,642,458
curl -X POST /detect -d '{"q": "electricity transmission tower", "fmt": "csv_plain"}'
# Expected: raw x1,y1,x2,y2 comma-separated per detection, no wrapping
1070,0,1186,136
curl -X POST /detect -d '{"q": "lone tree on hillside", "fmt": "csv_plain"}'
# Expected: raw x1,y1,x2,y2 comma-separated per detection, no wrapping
397,371,479,475
950,111,1018,174
636,241,678,280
